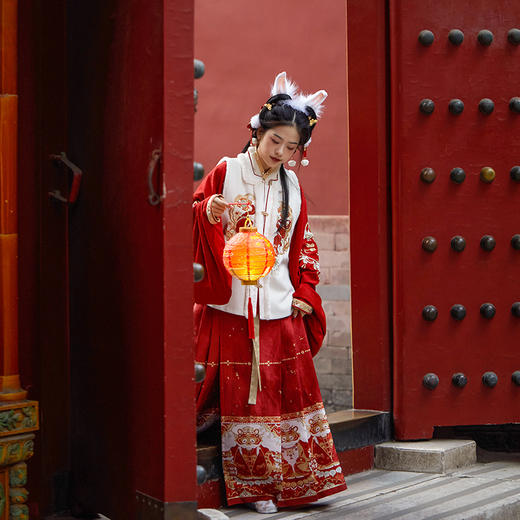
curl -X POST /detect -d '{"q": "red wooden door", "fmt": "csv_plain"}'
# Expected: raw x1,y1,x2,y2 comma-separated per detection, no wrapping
390,0,520,439
20,1,197,517
66,1,196,517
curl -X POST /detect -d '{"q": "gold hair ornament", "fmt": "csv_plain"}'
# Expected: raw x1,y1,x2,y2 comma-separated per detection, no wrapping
263,103,272,110
308,116,318,127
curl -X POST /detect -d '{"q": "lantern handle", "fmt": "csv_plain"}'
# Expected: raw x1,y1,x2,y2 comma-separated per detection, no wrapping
228,200,251,207
228,200,253,213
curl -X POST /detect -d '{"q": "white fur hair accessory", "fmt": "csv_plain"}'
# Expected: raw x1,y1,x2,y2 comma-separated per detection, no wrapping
249,71,328,132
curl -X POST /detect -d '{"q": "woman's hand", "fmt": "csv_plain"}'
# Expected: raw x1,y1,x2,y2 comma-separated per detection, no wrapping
291,298,313,318
292,307,306,318
206,194,228,224
210,195,228,219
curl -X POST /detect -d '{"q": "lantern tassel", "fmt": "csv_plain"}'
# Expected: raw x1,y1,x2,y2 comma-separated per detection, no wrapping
247,292,262,405
247,296,255,339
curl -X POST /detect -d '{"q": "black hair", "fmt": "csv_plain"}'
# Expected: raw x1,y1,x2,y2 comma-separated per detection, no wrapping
241,93,318,231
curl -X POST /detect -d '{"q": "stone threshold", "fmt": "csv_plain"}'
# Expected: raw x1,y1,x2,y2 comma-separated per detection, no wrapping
375,439,477,474
329,408,392,451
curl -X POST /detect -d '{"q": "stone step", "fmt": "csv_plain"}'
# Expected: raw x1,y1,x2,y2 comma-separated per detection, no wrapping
375,439,477,474
222,451,520,519
329,409,391,451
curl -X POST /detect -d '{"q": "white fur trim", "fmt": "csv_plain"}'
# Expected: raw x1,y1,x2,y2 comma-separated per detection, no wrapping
285,97,309,114
250,113,261,129
282,91,328,119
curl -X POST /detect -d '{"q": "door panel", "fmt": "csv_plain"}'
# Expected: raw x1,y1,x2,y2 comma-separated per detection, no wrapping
18,1,196,516
67,1,166,516
18,1,71,513
390,0,520,439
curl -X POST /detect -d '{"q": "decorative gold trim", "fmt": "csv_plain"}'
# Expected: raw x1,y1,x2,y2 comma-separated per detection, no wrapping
195,348,311,368
222,401,325,423
292,298,313,314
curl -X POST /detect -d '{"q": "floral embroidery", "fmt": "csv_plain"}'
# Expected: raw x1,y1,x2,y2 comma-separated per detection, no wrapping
304,223,314,241
224,194,255,240
273,204,293,256
299,223,320,276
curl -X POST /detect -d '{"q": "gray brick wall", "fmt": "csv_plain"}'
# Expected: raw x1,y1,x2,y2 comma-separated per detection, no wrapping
309,215,352,412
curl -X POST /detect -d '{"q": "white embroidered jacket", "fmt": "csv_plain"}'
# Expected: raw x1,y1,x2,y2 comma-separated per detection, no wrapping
209,152,302,320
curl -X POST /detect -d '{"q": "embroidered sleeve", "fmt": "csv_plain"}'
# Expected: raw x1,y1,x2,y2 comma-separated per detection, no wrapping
292,298,313,314
205,194,222,224
289,187,326,356
298,222,320,284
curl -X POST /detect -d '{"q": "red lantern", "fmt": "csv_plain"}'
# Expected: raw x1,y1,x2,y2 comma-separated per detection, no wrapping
223,222,275,285
222,219,275,404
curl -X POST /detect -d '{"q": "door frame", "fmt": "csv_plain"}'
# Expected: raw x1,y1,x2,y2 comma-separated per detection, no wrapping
347,0,393,413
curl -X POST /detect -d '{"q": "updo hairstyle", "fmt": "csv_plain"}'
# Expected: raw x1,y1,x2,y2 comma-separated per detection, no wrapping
241,95,318,230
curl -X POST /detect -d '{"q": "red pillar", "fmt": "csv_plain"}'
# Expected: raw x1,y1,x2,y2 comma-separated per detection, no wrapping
163,0,197,510
348,0,392,412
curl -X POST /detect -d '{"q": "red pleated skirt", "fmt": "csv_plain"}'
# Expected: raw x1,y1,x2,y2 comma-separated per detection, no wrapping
195,304,347,507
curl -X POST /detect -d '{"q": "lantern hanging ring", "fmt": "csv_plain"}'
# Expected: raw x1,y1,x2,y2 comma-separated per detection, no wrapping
241,215,254,231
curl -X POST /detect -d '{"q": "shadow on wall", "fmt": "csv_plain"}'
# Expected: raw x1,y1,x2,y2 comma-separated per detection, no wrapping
310,215,352,412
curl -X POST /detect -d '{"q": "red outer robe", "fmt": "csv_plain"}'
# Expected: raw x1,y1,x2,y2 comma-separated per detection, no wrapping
193,161,326,356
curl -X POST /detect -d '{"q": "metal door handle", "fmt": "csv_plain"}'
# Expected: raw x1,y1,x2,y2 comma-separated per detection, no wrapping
49,152,83,204
147,149,164,206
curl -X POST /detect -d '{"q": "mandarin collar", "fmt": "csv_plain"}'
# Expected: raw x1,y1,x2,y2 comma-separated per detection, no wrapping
241,151,280,185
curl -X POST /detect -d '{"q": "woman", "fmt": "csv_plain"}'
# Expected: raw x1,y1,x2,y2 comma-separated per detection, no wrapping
193,72,347,513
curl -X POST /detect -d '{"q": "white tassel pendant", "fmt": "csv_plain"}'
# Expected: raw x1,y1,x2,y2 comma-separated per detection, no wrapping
248,136,258,155
301,148,309,167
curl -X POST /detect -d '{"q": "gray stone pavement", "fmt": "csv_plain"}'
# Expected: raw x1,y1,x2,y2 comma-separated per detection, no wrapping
220,451,520,520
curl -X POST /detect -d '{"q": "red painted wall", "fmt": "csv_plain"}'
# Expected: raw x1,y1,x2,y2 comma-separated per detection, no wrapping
194,0,349,215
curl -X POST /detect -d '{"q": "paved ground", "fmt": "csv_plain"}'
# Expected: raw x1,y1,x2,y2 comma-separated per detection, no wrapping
221,451,520,519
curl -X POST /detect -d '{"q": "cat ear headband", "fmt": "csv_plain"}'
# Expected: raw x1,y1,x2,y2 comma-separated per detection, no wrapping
249,72,327,167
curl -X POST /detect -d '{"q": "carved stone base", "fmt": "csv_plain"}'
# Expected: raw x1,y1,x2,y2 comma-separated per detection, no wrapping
0,400,38,520
0,402,38,439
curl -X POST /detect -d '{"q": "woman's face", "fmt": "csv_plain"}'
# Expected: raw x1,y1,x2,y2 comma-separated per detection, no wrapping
256,126,300,170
